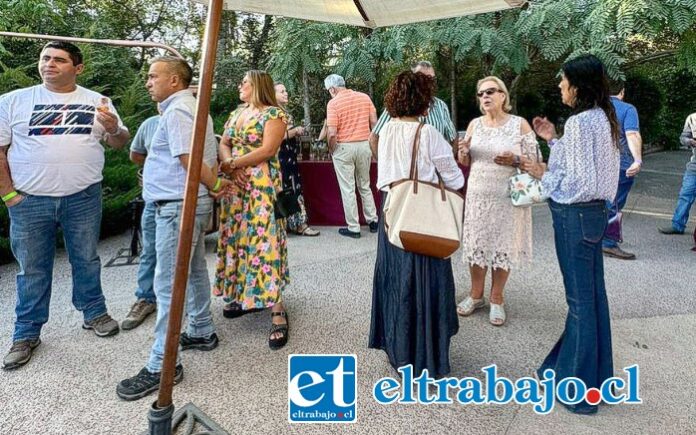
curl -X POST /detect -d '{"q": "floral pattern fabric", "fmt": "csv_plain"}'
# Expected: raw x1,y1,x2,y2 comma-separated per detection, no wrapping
214,106,289,309
541,108,620,204
278,113,310,232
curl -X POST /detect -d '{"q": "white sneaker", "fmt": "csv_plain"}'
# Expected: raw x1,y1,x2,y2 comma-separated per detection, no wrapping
457,296,485,316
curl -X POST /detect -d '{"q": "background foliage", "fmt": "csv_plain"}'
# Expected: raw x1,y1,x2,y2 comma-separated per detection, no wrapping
0,0,695,263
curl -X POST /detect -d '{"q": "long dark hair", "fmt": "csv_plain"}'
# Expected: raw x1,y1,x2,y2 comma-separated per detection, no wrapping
561,55,620,148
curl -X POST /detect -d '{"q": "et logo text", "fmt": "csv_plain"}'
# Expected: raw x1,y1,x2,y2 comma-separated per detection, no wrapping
288,354,357,423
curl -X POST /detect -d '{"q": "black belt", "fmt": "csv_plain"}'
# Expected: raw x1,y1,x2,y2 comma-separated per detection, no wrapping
550,199,605,207
154,199,183,207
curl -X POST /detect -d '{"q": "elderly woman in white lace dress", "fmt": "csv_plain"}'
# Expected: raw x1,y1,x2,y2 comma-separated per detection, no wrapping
456,76,540,326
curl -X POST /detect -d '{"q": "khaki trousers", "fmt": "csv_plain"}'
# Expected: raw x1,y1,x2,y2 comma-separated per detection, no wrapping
331,141,378,232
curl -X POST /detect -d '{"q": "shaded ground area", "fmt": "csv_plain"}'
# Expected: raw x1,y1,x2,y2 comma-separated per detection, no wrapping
0,151,694,434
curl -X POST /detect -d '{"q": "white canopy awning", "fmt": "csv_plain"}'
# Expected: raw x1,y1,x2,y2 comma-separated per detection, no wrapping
192,0,525,28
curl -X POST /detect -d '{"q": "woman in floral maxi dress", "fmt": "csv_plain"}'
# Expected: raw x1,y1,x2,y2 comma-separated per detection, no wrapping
215,70,290,350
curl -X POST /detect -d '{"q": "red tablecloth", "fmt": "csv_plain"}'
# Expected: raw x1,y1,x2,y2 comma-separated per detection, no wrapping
299,160,469,226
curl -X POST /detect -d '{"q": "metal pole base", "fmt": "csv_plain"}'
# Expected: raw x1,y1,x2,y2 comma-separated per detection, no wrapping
104,247,140,267
148,401,174,435
146,402,229,435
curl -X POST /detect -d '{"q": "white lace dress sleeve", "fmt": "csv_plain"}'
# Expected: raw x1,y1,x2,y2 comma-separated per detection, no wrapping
521,131,541,162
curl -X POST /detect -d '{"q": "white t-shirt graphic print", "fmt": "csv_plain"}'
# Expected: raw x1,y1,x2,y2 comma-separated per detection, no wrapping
0,84,126,196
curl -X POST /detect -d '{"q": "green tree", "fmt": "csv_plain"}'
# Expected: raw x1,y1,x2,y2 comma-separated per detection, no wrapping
268,19,351,125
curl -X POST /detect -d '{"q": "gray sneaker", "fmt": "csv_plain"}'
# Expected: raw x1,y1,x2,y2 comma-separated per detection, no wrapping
3,338,41,371
83,313,120,337
121,299,157,331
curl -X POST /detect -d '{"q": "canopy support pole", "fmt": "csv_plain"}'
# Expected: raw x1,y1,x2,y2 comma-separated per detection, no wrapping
147,0,226,433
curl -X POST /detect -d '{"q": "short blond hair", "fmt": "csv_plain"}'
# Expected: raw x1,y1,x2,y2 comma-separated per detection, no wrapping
477,76,512,113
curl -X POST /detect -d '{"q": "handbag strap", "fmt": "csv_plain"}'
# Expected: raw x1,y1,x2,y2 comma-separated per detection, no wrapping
408,122,447,200
408,122,426,180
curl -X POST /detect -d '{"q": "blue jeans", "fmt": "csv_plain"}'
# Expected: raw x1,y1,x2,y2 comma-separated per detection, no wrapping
8,183,107,342
147,196,215,373
134,201,156,303
603,168,634,248
671,171,696,233
541,200,614,414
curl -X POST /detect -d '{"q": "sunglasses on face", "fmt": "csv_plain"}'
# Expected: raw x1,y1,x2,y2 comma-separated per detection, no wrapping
477,88,503,98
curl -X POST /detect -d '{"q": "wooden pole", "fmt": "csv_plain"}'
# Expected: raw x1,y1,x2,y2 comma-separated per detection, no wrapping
155,0,223,410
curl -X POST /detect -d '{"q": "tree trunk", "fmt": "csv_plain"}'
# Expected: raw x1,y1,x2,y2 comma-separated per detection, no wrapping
368,80,374,100
450,55,457,130
302,66,312,126
509,74,522,114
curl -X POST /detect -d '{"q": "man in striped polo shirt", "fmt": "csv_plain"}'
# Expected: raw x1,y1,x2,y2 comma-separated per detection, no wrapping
325,74,379,239
369,61,456,157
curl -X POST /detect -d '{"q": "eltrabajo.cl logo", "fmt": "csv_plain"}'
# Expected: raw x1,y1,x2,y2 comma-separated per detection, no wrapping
288,354,357,423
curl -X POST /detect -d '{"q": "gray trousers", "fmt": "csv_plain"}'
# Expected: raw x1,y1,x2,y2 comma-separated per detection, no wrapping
331,141,378,232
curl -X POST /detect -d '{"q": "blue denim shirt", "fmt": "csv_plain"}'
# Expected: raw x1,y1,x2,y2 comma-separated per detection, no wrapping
542,108,620,204
142,90,218,202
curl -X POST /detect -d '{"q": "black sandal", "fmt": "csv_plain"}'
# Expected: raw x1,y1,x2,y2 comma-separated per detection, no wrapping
268,311,289,350
223,302,263,319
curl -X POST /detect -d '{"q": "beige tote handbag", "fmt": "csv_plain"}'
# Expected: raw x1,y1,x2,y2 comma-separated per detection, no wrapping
383,123,465,259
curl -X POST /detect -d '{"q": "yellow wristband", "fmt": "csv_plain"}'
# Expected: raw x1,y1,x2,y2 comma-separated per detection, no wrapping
2,191,18,202
212,178,222,193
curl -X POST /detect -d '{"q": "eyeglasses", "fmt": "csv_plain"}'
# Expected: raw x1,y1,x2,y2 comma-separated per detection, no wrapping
477,88,503,98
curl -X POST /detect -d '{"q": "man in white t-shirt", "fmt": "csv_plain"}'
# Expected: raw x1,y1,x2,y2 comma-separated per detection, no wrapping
0,41,130,371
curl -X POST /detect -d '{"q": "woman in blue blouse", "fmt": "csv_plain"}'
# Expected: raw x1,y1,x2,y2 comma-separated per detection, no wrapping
521,54,621,414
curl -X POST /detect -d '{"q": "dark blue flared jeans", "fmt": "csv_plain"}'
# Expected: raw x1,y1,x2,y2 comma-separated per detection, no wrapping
540,200,614,414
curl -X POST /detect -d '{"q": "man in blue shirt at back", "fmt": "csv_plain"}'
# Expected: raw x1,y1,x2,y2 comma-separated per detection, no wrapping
121,112,160,331
603,81,643,260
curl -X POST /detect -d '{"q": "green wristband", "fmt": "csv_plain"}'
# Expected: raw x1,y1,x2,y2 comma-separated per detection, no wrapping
2,191,18,202
212,178,222,193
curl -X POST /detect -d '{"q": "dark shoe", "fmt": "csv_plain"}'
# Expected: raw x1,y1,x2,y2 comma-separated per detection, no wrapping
180,332,219,351
658,226,684,235
368,221,379,233
222,301,264,319
116,365,183,401
2,338,41,371
602,246,636,260
269,311,289,350
338,228,360,239
83,313,120,337
121,299,156,330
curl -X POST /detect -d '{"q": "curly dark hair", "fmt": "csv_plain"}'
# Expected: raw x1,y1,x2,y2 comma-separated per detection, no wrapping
384,71,435,118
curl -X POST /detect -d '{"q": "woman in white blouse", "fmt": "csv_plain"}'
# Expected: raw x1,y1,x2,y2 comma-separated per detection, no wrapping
369,71,464,378
456,76,540,326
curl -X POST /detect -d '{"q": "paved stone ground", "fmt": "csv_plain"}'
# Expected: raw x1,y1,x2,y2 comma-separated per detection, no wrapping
0,151,694,434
